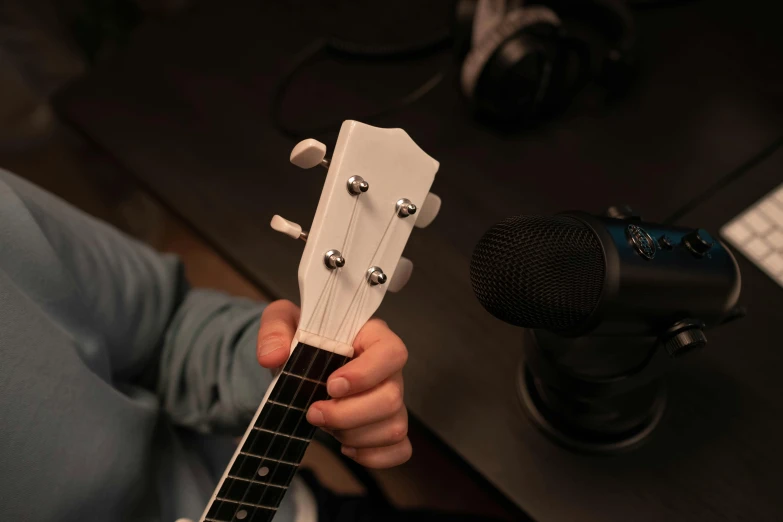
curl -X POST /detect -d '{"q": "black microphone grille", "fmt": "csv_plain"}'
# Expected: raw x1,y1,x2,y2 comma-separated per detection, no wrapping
470,215,606,332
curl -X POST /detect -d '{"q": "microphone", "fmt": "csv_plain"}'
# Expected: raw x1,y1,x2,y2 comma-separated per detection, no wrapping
470,212,742,343
469,210,744,452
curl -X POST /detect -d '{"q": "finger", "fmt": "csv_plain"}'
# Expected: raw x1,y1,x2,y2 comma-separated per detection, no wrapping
326,320,407,398
307,375,403,430
341,437,413,469
331,408,408,448
257,300,299,368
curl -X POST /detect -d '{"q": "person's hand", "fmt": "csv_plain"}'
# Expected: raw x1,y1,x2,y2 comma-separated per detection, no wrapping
256,300,411,469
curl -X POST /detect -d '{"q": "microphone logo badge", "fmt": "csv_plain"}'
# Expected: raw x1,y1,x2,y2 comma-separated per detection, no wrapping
626,224,657,260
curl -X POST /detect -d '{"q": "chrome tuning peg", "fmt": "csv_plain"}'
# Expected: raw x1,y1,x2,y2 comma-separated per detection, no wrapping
290,139,330,170
388,257,413,293
414,192,441,229
270,215,308,241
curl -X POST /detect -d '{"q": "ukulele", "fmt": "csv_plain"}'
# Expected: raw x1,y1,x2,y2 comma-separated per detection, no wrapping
183,120,440,522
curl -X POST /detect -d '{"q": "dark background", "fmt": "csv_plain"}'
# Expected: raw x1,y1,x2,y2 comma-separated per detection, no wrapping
3,0,782,520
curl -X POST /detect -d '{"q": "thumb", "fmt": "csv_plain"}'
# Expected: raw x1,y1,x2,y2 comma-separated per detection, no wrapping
256,300,299,369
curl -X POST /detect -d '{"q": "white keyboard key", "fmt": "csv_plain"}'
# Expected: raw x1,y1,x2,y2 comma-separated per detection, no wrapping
744,210,772,234
760,252,783,275
767,230,783,250
760,200,783,227
745,237,770,258
723,185,783,289
722,221,753,245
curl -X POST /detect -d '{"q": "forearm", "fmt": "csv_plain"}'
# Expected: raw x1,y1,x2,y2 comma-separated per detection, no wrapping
157,289,272,435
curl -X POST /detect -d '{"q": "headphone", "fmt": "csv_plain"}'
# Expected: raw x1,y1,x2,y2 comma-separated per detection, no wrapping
455,0,636,124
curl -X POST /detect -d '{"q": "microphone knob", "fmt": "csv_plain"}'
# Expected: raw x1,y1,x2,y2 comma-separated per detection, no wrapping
683,228,715,257
663,326,707,357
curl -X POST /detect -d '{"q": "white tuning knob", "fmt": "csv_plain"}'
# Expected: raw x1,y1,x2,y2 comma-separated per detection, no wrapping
290,139,329,169
271,215,307,241
414,192,441,229
388,257,413,293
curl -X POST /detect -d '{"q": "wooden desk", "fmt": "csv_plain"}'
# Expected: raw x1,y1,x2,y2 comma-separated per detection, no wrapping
55,0,783,519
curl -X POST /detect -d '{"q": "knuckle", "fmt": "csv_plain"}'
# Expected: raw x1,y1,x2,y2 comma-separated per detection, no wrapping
385,382,404,412
393,340,409,367
388,419,408,443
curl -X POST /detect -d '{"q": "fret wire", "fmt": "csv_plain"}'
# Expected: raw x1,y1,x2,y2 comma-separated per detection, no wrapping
252,426,310,442
281,371,326,386
276,348,349,502
215,498,276,510
227,475,286,488
229,344,324,519
267,400,305,411
248,346,342,518
210,344,314,520
238,452,298,466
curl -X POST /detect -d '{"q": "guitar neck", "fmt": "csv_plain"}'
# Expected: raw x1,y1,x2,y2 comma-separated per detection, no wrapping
200,342,350,522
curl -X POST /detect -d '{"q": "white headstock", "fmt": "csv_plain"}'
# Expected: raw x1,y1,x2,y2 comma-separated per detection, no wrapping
271,121,440,357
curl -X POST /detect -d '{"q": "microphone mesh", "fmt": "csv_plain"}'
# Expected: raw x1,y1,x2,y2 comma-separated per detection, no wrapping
470,215,605,332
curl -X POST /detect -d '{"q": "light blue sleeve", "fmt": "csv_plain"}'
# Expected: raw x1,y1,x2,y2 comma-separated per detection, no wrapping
0,168,271,435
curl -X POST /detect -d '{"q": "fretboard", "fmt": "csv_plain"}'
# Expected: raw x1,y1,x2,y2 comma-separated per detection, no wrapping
201,342,350,522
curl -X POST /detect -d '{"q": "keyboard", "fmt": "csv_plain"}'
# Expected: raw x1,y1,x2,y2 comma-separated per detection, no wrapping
721,183,783,288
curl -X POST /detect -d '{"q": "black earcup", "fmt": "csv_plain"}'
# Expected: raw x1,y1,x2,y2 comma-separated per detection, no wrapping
457,0,636,125
473,32,558,121
460,6,564,122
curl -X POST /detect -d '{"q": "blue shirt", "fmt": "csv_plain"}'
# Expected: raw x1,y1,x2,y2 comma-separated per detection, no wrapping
0,169,298,522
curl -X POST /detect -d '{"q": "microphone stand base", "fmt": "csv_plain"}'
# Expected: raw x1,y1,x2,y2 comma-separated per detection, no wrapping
517,330,670,455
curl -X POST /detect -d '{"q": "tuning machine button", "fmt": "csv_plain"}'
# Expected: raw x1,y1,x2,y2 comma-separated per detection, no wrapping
388,257,413,293
290,139,330,170
367,266,388,286
414,192,441,228
324,250,346,269
396,198,418,218
270,215,308,241
347,175,369,196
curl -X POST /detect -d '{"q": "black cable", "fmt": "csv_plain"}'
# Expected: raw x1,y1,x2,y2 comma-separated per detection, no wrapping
325,29,453,59
663,136,783,224
271,32,452,141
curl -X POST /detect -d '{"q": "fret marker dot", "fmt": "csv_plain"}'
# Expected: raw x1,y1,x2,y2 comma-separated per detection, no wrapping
236,510,248,520
258,466,270,477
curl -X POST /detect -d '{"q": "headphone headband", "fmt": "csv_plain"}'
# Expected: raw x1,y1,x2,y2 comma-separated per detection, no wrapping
525,0,636,59
461,5,562,97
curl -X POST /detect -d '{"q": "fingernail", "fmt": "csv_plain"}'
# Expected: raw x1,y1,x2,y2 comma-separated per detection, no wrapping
341,446,357,458
259,338,284,357
307,406,325,426
328,377,350,397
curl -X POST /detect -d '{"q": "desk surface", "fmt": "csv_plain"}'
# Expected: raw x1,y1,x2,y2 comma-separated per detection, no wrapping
56,0,783,519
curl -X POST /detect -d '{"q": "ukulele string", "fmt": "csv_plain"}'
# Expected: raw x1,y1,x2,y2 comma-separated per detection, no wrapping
224,188,364,518
316,272,338,336
207,342,306,520
333,208,397,343
322,194,361,338
348,284,370,344
273,348,342,515
246,347,341,521
305,270,335,333
227,340,323,521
